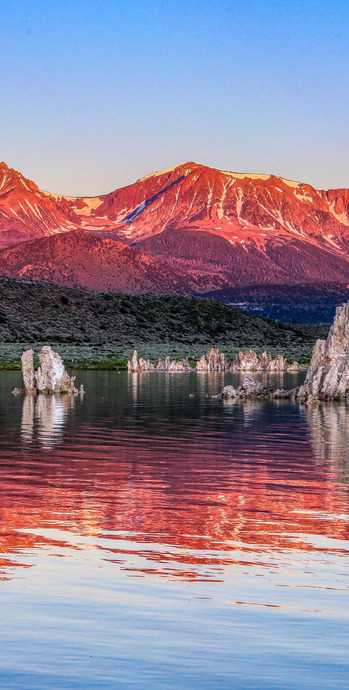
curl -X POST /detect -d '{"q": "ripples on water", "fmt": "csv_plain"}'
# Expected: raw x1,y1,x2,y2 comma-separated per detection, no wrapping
0,370,349,689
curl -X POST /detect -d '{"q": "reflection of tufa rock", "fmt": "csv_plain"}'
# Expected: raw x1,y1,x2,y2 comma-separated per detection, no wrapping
306,403,349,463
16,346,78,395
21,391,77,446
298,301,349,402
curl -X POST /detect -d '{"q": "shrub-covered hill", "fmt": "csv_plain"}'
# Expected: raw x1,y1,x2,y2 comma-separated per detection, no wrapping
0,277,329,366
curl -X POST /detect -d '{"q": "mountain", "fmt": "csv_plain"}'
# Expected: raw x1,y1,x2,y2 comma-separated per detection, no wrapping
1,160,349,289
87,162,349,285
90,161,349,246
0,162,84,249
0,229,220,293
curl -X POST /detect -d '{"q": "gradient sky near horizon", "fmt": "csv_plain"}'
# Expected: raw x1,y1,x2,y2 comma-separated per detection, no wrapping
1,0,349,196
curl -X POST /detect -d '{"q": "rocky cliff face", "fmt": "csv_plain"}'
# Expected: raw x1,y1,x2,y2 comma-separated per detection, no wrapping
93,162,349,251
298,301,349,402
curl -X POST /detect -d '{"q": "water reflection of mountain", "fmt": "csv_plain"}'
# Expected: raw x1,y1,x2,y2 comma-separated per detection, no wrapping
1,371,349,581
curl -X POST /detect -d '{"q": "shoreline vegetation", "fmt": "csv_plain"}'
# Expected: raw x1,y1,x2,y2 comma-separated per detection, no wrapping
0,277,330,371
0,327,330,371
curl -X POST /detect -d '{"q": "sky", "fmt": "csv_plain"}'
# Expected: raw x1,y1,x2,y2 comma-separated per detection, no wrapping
1,0,349,196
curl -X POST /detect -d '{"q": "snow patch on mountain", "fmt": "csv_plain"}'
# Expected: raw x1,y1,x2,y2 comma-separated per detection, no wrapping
222,171,271,181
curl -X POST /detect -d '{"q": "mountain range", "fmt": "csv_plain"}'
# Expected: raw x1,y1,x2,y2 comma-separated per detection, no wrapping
1,160,349,304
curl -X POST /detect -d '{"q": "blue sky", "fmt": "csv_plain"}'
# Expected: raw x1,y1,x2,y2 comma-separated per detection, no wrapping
1,0,348,195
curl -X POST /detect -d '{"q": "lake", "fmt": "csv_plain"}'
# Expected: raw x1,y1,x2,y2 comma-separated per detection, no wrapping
0,370,349,689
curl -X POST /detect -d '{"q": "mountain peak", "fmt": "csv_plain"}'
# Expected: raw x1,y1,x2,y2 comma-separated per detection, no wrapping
0,161,38,190
136,160,201,184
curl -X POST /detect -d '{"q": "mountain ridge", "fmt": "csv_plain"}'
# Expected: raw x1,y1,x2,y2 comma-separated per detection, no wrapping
1,160,349,292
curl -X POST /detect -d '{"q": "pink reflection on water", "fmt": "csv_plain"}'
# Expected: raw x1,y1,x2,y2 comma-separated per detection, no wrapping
1,378,349,582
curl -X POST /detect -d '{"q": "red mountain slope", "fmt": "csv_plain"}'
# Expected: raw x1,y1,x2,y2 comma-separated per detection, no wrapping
135,226,349,285
1,160,349,286
0,162,83,249
86,161,349,249
0,229,219,293
83,162,349,284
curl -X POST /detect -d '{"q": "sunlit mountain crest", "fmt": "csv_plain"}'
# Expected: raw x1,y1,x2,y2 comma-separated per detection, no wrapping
1,160,349,291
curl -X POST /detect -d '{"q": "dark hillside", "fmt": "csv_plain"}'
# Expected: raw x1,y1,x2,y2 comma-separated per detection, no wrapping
0,277,329,366
203,283,349,323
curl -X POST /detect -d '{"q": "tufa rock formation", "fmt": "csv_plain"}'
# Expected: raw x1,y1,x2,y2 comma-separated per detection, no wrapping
196,348,291,373
195,347,230,372
127,350,191,373
298,301,349,402
221,300,349,403
230,350,287,372
221,375,298,401
156,356,191,372
21,350,36,393
128,347,297,374
17,346,77,395
127,350,155,373
286,361,299,372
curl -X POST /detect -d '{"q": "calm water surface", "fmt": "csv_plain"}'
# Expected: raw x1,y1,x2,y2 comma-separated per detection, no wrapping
0,370,349,689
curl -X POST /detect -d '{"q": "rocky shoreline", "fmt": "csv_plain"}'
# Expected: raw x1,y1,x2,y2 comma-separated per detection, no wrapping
128,301,349,404
221,301,349,404
14,301,349,404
